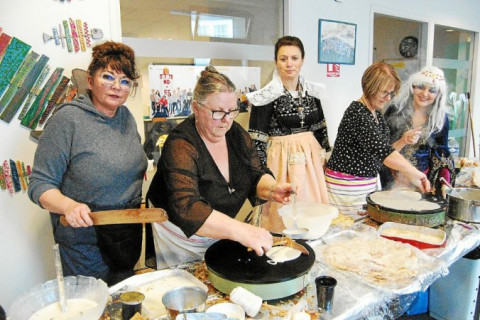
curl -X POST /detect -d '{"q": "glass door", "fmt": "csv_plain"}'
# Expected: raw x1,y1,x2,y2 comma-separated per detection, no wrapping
373,14,427,81
433,25,475,157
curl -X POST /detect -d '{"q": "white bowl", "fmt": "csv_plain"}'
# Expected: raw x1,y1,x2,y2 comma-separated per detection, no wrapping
206,303,245,320
278,202,338,240
8,275,108,320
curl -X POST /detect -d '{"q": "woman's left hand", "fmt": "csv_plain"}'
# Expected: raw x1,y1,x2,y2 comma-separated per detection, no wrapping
270,183,295,204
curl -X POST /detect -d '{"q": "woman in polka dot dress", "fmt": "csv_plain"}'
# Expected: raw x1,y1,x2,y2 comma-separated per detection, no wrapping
326,62,430,218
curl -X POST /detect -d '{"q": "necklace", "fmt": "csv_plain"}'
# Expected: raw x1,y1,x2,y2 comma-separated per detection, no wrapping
284,83,305,127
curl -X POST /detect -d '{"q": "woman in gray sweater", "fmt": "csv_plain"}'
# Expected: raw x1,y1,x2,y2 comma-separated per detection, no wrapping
28,41,147,285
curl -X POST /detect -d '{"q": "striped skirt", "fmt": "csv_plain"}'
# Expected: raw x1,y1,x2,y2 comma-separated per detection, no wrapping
325,168,377,218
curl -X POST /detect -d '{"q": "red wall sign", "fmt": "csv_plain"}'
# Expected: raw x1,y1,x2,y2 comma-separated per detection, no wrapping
327,64,340,77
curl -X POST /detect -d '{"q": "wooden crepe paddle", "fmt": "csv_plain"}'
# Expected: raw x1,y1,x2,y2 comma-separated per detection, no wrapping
59,208,168,226
272,236,310,255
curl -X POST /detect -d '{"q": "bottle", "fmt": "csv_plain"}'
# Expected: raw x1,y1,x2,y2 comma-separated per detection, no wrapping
448,137,460,167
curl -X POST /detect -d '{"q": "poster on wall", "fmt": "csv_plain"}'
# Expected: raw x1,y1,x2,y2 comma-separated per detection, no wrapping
148,65,260,119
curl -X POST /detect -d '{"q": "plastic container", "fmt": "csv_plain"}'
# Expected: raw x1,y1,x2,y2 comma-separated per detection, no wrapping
8,276,108,320
406,289,429,315
378,222,446,249
448,137,460,165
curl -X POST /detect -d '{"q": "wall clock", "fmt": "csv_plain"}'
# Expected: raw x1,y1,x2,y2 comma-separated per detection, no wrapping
399,36,418,58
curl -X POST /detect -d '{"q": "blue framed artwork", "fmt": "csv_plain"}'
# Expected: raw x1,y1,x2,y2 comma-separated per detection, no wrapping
318,19,357,65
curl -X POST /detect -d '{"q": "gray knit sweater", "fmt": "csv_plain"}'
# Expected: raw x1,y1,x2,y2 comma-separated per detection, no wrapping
28,94,147,211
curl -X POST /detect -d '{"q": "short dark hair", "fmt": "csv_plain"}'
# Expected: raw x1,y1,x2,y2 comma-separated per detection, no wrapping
274,36,305,61
87,41,139,81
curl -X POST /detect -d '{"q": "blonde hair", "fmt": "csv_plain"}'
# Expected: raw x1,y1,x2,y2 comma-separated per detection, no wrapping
362,61,401,100
193,66,236,104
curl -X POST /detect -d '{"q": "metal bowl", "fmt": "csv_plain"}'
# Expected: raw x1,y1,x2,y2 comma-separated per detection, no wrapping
162,286,207,319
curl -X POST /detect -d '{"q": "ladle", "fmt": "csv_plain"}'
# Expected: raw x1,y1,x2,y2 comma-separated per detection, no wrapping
440,176,464,200
282,183,309,239
53,243,68,313
440,177,453,190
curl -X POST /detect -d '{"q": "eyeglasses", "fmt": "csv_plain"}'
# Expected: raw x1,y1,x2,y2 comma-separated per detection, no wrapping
413,85,438,95
100,72,133,91
200,103,240,120
380,90,396,99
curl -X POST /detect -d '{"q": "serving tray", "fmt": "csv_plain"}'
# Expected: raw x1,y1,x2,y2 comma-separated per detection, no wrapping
108,269,208,319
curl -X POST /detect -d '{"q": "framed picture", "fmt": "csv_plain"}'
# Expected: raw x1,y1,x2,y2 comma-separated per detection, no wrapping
318,19,357,65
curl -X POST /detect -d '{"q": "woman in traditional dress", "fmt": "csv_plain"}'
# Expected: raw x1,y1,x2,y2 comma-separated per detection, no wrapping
247,36,331,233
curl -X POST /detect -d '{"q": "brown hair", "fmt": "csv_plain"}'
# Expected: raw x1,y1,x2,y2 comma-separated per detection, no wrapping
87,41,139,81
361,61,401,99
274,36,305,61
193,66,236,104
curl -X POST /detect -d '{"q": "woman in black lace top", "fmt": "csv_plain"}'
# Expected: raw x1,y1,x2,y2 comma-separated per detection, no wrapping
247,36,331,233
147,67,294,268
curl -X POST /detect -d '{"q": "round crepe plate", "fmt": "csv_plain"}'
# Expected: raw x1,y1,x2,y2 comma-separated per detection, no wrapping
366,192,447,227
204,239,315,300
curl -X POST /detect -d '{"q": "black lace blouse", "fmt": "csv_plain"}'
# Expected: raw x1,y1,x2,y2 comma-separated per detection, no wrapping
146,116,273,237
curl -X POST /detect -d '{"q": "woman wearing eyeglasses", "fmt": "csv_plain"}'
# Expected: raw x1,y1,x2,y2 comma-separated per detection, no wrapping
247,36,331,233
325,62,430,218
146,66,294,269
28,41,147,285
380,66,455,198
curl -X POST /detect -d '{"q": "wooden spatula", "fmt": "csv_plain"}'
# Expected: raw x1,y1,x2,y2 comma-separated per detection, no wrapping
59,208,168,226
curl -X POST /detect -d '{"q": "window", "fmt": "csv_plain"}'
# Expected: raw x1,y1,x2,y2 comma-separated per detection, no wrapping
434,25,475,156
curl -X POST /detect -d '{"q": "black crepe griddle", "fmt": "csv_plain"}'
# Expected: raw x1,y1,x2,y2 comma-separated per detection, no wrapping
366,191,447,227
204,239,315,300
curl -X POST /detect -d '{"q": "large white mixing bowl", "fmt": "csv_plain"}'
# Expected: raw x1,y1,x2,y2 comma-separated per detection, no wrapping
278,202,338,240
8,275,108,320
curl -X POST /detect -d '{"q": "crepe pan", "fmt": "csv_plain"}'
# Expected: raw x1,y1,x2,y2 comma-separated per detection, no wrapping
366,192,447,227
204,239,315,300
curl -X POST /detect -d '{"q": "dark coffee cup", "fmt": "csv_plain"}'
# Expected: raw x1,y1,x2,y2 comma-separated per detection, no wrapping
120,291,145,320
315,276,337,313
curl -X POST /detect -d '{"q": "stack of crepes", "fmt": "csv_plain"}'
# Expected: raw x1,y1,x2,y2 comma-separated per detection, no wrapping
320,236,432,288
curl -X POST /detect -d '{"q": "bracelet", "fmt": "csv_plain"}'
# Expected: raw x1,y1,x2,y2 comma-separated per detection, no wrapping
269,185,275,202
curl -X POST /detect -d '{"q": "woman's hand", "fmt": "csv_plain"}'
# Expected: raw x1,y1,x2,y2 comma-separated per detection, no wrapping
269,182,295,204
63,202,94,228
405,171,431,193
39,189,94,228
236,224,273,256
402,127,422,145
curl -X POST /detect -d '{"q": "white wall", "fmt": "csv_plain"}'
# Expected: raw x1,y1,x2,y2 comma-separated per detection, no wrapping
286,0,480,154
0,0,123,309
